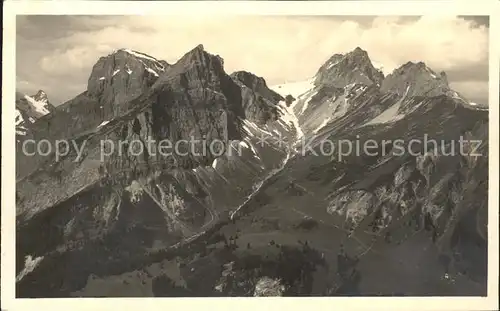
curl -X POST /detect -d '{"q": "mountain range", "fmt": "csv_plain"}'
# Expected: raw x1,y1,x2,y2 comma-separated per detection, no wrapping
15,45,488,297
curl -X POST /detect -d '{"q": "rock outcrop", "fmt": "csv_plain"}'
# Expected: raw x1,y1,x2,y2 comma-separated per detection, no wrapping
231,71,284,124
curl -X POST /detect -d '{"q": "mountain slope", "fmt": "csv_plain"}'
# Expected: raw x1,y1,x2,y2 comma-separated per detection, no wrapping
15,90,56,136
15,45,488,297
16,45,298,297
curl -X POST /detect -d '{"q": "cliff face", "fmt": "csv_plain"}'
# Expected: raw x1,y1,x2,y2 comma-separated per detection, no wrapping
231,71,284,124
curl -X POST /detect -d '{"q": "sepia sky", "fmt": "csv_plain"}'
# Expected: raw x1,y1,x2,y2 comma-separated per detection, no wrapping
16,15,489,106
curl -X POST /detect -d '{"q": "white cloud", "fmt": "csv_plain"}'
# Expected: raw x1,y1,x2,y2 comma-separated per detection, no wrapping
19,15,489,105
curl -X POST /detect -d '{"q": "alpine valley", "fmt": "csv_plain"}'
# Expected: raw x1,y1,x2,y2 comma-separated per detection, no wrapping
15,45,488,297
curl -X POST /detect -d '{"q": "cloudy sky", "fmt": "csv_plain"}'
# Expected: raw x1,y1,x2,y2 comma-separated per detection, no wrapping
16,15,489,106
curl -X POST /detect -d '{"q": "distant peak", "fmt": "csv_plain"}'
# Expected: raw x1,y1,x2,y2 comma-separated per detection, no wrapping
185,44,207,55
324,47,374,68
176,43,224,68
391,61,446,83
32,90,49,102
380,61,451,97
110,48,161,63
314,46,384,87
35,90,46,97
350,46,368,56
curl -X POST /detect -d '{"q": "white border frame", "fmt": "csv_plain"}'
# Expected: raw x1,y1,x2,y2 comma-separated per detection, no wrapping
2,1,499,310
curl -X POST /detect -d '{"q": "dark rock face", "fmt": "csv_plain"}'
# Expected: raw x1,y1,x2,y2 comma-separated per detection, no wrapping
230,70,284,124
230,71,284,103
314,47,384,88
284,95,295,107
15,90,58,178
87,49,168,117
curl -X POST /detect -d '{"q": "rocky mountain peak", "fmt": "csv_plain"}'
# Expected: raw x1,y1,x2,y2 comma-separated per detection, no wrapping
32,90,49,103
230,71,284,123
380,61,451,98
350,46,370,58
152,44,228,94
314,47,384,88
172,44,225,72
87,48,170,116
15,90,56,121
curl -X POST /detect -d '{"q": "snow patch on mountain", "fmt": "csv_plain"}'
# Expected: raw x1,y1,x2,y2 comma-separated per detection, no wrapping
145,67,159,77
364,85,411,126
16,129,27,136
16,255,44,282
424,65,438,79
447,90,487,110
270,79,315,100
270,79,315,138
125,180,144,204
23,95,51,116
327,58,343,69
239,141,250,149
121,49,163,67
242,119,273,136
97,120,110,129
366,101,405,126
125,65,133,74
276,101,304,138
116,48,166,74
